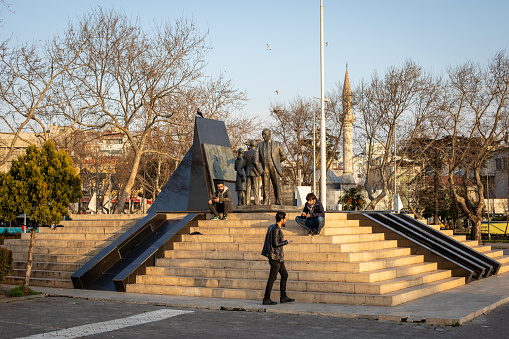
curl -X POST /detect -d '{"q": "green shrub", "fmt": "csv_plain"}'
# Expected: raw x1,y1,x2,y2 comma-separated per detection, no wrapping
7,284,38,297
8,285,24,297
0,247,12,283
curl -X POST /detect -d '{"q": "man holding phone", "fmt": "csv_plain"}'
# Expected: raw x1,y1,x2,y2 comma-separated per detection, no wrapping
261,211,295,305
295,192,325,235
208,181,233,220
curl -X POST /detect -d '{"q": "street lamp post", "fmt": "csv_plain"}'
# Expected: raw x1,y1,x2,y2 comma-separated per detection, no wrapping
320,0,326,209
312,97,329,195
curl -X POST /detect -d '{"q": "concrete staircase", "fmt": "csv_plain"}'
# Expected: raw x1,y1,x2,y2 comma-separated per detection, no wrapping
125,212,509,306
424,224,509,275
3,211,508,306
1,215,142,288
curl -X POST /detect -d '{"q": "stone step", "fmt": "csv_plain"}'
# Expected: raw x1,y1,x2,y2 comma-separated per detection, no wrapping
460,240,484,248
2,245,104,256
38,226,129,234
144,261,438,283
482,250,504,259
21,232,123,241
180,233,386,244
126,276,464,306
9,268,73,280
189,226,374,236
12,261,82,272
449,235,467,241
134,269,452,295
60,219,140,227
3,275,73,288
4,239,111,248
198,219,367,228
155,254,424,273
163,247,413,263
207,212,356,221
172,240,399,253
495,255,509,265
13,253,94,264
468,244,492,253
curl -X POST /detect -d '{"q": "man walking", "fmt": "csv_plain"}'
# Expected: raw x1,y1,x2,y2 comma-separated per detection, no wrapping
208,181,232,220
261,211,295,305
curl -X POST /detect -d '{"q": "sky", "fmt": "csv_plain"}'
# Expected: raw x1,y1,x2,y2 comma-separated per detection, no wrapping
1,0,508,122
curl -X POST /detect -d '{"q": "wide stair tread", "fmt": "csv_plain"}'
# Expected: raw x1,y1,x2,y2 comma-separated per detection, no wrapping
155,254,425,272
144,261,439,283
134,269,452,295
127,275,465,306
163,247,413,262
4,275,73,288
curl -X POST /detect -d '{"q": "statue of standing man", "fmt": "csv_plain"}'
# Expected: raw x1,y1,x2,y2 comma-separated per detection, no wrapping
258,128,286,205
235,147,246,205
244,139,262,205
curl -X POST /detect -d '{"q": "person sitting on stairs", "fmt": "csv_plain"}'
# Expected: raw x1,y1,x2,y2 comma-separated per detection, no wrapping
208,181,233,220
295,192,325,235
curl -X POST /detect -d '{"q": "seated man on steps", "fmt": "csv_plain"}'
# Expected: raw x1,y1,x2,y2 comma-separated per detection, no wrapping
208,181,233,220
295,193,325,235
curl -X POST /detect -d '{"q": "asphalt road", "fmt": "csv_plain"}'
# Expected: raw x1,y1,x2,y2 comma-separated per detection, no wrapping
1,297,509,339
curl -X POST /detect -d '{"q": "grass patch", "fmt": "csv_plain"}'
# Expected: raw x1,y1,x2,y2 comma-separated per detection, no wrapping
8,285,40,297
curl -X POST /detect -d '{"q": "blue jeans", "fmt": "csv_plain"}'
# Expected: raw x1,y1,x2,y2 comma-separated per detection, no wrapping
295,216,325,233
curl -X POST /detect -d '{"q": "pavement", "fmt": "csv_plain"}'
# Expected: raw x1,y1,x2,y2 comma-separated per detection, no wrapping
4,269,509,327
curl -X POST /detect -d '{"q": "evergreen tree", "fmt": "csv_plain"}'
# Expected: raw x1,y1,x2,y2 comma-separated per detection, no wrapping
0,141,82,293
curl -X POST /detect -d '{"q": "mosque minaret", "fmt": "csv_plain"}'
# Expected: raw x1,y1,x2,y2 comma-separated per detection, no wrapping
342,65,355,178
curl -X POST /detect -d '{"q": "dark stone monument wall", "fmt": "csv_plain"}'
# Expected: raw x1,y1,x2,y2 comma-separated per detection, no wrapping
148,118,233,212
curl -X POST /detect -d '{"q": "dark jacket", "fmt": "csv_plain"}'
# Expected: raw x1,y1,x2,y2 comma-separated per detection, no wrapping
212,187,233,205
302,200,325,218
261,223,288,261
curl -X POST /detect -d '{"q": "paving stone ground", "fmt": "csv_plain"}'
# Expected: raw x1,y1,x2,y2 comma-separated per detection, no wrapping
1,296,509,339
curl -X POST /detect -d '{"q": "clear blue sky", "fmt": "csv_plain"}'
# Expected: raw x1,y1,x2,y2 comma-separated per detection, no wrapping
1,0,508,122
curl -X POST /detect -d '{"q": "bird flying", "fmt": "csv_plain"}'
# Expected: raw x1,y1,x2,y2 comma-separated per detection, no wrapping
266,44,271,50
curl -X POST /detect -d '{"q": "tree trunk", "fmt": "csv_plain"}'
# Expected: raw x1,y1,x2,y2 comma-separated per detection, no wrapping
449,172,484,244
23,227,36,294
115,151,142,214
154,156,161,200
472,218,482,243
366,190,386,210
433,170,439,225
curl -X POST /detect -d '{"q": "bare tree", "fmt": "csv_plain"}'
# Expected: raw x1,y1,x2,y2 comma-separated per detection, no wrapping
436,51,509,242
66,8,210,213
355,60,439,210
269,95,342,185
0,28,90,169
